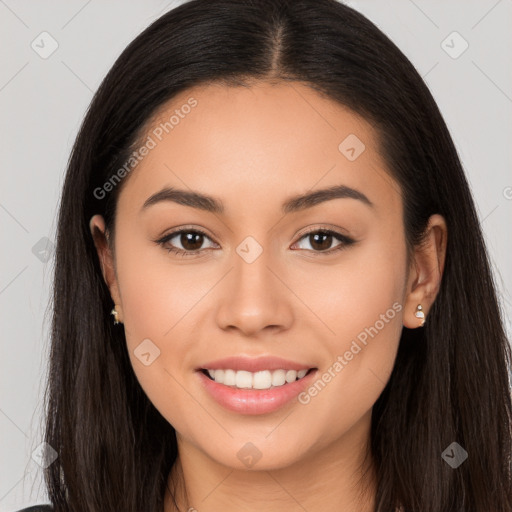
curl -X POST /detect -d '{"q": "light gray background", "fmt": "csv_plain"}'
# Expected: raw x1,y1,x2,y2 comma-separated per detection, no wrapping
1,1,511,510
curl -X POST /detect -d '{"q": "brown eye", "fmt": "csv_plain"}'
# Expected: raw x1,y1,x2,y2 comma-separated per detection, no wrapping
308,231,335,251
156,228,217,256
178,231,205,251
293,229,355,254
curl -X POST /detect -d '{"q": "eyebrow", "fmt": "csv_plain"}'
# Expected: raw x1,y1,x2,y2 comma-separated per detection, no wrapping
141,184,374,215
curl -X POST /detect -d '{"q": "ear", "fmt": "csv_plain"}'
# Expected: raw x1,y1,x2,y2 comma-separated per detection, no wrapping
403,213,447,329
89,214,123,320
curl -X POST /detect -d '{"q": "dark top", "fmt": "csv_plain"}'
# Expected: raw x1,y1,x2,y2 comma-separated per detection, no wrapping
16,507,53,512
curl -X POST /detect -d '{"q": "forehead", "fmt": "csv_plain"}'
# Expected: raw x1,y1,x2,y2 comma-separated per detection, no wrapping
118,81,401,219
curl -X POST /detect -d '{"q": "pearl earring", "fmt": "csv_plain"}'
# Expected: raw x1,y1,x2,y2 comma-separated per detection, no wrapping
414,304,425,327
111,306,121,325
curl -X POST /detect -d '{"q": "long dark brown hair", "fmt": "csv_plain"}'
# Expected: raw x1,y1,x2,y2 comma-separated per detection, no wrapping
43,0,512,511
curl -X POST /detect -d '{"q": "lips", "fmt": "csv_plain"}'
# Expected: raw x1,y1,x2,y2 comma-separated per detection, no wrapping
197,355,314,373
195,355,318,415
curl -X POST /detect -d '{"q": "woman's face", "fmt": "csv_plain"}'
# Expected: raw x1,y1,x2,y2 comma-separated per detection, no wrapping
91,81,437,471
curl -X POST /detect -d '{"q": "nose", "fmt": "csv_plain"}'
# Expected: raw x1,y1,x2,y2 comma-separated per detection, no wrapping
215,246,294,338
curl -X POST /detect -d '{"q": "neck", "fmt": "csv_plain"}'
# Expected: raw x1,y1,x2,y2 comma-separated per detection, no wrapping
164,411,377,512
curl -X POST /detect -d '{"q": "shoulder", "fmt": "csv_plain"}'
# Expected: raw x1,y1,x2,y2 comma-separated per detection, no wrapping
16,506,53,512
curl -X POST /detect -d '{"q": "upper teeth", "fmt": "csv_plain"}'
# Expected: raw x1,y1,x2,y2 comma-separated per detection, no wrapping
206,369,309,389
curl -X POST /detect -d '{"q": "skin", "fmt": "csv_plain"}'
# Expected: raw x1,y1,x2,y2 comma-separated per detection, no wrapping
90,81,447,512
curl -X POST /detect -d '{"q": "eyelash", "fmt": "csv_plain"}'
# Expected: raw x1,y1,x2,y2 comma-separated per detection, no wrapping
154,226,356,258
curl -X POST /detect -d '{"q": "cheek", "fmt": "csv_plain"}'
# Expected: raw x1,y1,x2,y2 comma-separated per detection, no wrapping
113,231,228,434
293,228,406,344
293,232,406,422
115,228,213,344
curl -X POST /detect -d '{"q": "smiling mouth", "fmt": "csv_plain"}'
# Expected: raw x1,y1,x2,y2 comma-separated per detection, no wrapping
200,367,316,390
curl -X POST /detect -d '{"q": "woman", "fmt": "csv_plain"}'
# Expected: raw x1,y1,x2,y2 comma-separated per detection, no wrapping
20,0,512,510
